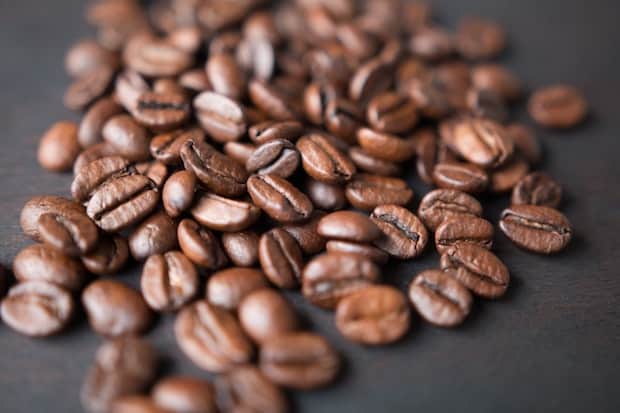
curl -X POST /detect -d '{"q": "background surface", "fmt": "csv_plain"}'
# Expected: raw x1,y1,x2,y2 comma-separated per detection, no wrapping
1,0,619,412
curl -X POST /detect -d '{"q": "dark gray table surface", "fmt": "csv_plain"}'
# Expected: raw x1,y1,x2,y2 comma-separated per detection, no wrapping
1,0,619,412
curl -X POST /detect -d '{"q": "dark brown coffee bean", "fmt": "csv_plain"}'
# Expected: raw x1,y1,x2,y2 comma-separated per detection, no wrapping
247,174,313,223
409,26,454,61
349,146,401,176
260,332,340,390
499,205,572,254
115,69,151,112
150,128,205,166
141,251,199,312
324,98,364,143
102,115,150,162
239,289,299,344
175,300,253,372
223,142,257,166
13,243,85,291
366,92,418,134
221,231,259,267
506,123,542,165
248,120,304,144
206,53,246,100
345,173,414,211
349,57,391,103
246,139,300,178
258,228,304,289
297,134,356,184
456,16,506,60
512,172,562,208
409,269,472,327
190,193,260,232
305,178,346,211
79,97,123,148
82,279,153,336
181,140,248,197
489,155,530,193
163,170,196,218
38,121,81,172
82,235,129,276
194,91,247,143
356,127,417,162
528,84,588,128
433,162,489,193
207,267,269,311
65,39,119,78
435,216,494,254
440,244,510,298
125,38,193,77
418,189,483,231
249,80,301,121
317,211,381,243
1,281,74,337
129,211,178,261
335,285,410,345
215,365,288,413
64,66,114,111
72,156,131,202
132,92,190,131
370,204,428,259
445,117,513,168
303,81,338,126
37,209,98,256
177,219,228,270
152,376,217,413
466,88,508,123
282,211,327,255
471,64,522,102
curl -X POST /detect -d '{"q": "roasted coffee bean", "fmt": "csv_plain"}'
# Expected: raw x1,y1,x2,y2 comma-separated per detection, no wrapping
207,267,269,311
13,243,85,291
499,205,572,254
179,68,212,93
258,228,304,289
177,219,228,270
433,162,489,193
206,53,246,100
349,57,391,103
71,156,132,202
102,115,151,162
282,211,327,255
419,190,482,232
335,285,410,345
247,174,313,223
82,235,129,275
0,281,74,337
79,97,123,148
414,128,441,184
181,140,248,197
466,88,508,123
356,127,417,162
248,120,304,144
152,79,186,98
305,178,347,211
194,91,247,142
125,38,193,77
440,244,510,298
489,155,529,193
409,26,454,61
370,204,428,259
175,300,253,373
456,16,506,60
435,216,494,254
349,146,401,176
115,69,151,112
81,336,158,413
152,376,217,413
323,98,363,143
136,160,169,187
471,64,522,102
163,170,196,218
246,139,300,178
325,239,389,264
215,365,288,413
366,92,418,134
303,82,337,125
239,289,299,344
249,80,300,121
221,231,259,267
345,173,414,211
74,142,118,174
190,192,260,232
132,92,190,131
406,72,454,119
317,211,381,243
297,134,356,184
304,48,350,88
150,128,205,166
38,121,81,172
302,252,381,309
36,208,98,256
506,123,542,165
82,279,153,336
141,251,199,312
336,22,380,62
129,211,178,261
223,142,257,165
409,269,472,327
65,39,119,78
445,117,513,168
260,332,340,390
64,66,114,111
512,172,562,208
237,35,276,80
528,84,588,128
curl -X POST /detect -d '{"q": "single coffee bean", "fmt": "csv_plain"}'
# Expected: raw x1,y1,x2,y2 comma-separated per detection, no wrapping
13,243,85,291
135,162,166,190
366,92,418,134
409,26,454,61
325,240,389,264
179,68,211,93
408,269,472,327
163,170,197,218
246,139,300,178
418,189,483,231
125,38,193,77
249,80,301,121
499,205,572,254
414,128,439,184
296,133,356,184
305,178,347,211
177,219,228,270
432,162,489,193
506,123,542,165
65,39,119,77
207,267,269,311
406,72,454,119
455,16,506,60
237,36,276,80
471,64,522,102
191,192,260,232
247,174,313,223
194,91,247,142
356,127,417,162
0,280,74,337
38,121,81,172
445,117,513,168
335,285,410,345
175,300,253,373
141,251,199,312
152,376,217,413
302,252,381,309
303,82,338,126
111,396,171,413
528,84,588,128
82,235,129,275
215,365,288,413
81,336,158,413
258,228,304,289
248,120,304,144
181,140,248,197
440,244,510,298
489,155,529,193
349,146,402,176
133,91,190,132
345,173,414,211
370,204,428,259
150,128,205,166
37,208,98,256
435,216,494,254
82,279,153,337
79,97,124,148
260,332,340,390
102,115,151,162
282,210,327,255
324,98,364,143
73,141,118,174
64,65,114,111
317,210,381,243
466,88,508,123
221,231,259,267
115,69,151,112
206,53,246,100
71,156,131,202
349,57,391,103
512,172,562,208
223,142,257,165
129,211,178,261
238,289,299,344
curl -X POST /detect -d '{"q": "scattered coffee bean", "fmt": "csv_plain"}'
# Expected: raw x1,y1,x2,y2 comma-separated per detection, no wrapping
346,173,414,211
297,133,356,184
103,115,151,162
418,189,483,231
506,123,542,165
37,208,98,256
435,216,494,254
348,146,402,177
65,39,119,78
247,174,313,223
206,267,269,311
258,228,304,289
318,210,381,243
194,91,247,143
366,92,418,134
370,204,428,259
512,172,562,208
206,53,246,100
152,376,217,413
38,121,81,172
248,120,304,144
79,97,123,148
177,219,228,270
471,64,522,102
221,231,259,267
432,161,489,193
162,170,196,218
129,211,178,261
356,127,417,162
150,128,205,166
13,243,85,291
445,117,514,168
141,251,199,312
215,365,288,413
528,84,587,128
81,235,129,275
456,16,506,60
325,240,390,264
282,211,327,255
132,92,190,131
305,178,347,211
190,192,261,232
238,288,299,344
246,139,300,178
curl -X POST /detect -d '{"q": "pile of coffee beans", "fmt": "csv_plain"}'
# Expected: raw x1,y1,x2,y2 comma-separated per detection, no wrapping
0,0,588,411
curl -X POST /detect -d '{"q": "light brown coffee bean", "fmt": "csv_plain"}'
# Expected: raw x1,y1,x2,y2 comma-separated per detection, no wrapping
129,211,178,261
348,146,402,177
432,162,489,193
238,289,299,344
356,127,417,162
317,210,381,243
221,231,259,267
177,219,228,270
206,53,246,100
511,172,562,208
435,216,494,254
282,211,327,255
38,121,81,172
366,92,418,134
37,210,99,257
246,139,300,178
446,117,514,168
132,92,191,131
345,174,414,211
207,267,269,311
258,228,304,289
190,193,261,232
150,128,205,166
325,240,389,264
102,115,151,162
13,243,85,292
163,170,197,218
141,251,199,312
152,376,217,413
528,84,587,128
81,235,129,276
194,91,247,143
248,120,304,144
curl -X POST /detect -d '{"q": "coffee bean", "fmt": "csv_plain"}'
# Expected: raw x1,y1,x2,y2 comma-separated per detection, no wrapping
82,279,153,336
305,48,350,88
111,396,171,413
258,228,304,289
317,210,381,243
512,172,562,208
207,267,269,311
335,285,410,345
38,121,81,172
79,97,123,148
336,22,380,62
163,170,197,218
125,38,193,77
103,115,151,162
136,160,168,187
239,289,299,344
179,68,211,93
141,251,199,312
325,240,389,264
129,211,178,261
297,133,356,184
440,244,510,298
1,280,74,337
414,128,440,184
471,64,522,102
194,91,247,142
249,80,300,121
221,231,259,267
324,98,364,143
418,189,483,231
349,146,402,176
152,376,217,413
223,142,257,165
356,127,417,162
528,85,587,128
303,82,338,125
168,26,203,53
456,16,506,60
304,178,346,211
506,123,542,165
132,91,190,131
206,53,246,100
282,211,327,255
71,156,131,202
177,219,227,270
150,128,205,166
246,139,300,178
445,117,514,168
406,71,455,119
64,66,114,111
435,216,494,254
366,92,418,134
174,300,253,372
215,365,288,413
65,39,119,78
370,204,428,259
248,120,304,144
247,174,313,223
489,155,529,193
345,173,414,211
349,57,391,103
74,142,118,174
499,205,572,254
433,162,489,193
409,26,454,61
36,207,98,256
13,243,85,291
260,332,340,390
115,69,151,112
190,192,260,232
466,88,508,123
408,269,472,327
82,235,129,275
